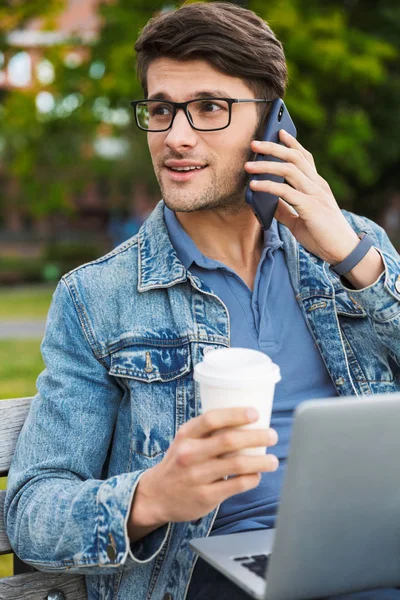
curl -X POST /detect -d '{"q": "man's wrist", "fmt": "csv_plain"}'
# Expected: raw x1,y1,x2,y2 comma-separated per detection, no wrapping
340,247,385,290
330,233,374,277
128,472,168,543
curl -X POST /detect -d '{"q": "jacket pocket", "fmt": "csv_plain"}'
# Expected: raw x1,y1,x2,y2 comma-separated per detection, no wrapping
109,344,191,458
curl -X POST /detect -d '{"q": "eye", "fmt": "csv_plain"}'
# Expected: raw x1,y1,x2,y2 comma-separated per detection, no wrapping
149,103,173,117
198,101,225,113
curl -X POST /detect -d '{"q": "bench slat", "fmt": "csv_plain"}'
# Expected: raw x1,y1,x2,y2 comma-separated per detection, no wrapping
0,490,11,555
0,398,32,477
0,571,86,599
0,397,87,598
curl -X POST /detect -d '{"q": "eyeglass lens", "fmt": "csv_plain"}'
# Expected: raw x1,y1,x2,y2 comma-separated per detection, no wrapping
136,99,231,131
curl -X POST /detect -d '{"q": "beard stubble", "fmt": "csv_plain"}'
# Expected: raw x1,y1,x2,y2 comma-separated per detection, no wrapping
156,130,257,216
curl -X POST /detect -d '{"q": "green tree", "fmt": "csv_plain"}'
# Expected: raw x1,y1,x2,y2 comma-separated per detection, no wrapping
0,1,164,228
0,0,65,46
251,0,400,222
0,0,399,231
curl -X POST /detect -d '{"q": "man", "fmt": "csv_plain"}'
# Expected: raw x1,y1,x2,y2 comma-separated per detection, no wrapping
5,3,400,600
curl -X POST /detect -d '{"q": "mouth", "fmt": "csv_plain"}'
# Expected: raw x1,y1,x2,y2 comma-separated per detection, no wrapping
164,164,208,182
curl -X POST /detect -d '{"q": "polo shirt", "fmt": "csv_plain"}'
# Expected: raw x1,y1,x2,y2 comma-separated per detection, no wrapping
164,205,338,535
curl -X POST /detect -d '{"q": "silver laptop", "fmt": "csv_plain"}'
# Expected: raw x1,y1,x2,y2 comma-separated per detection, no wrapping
190,393,400,600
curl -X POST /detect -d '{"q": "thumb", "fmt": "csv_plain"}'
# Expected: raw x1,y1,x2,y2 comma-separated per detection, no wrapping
274,198,299,232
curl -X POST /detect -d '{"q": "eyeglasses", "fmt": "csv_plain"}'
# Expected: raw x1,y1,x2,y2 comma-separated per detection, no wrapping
130,97,274,132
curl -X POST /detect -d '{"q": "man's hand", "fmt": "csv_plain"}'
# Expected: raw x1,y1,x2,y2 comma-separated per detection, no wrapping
128,407,278,542
244,130,385,288
245,130,372,266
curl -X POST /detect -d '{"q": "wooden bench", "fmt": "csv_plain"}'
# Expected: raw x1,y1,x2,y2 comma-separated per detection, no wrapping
0,398,87,600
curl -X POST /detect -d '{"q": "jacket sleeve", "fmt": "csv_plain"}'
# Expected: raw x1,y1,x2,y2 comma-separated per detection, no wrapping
4,279,170,575
340,213,400,368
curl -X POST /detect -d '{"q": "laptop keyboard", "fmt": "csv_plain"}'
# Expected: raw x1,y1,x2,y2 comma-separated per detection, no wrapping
233,553,271,580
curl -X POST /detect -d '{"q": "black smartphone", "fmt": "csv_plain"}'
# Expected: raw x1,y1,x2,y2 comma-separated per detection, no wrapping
245,98,297,230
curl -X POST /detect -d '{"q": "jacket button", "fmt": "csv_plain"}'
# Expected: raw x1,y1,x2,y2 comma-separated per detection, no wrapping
163,594,173,600
107,544,117,560
395,277,400,294
46,591,66,600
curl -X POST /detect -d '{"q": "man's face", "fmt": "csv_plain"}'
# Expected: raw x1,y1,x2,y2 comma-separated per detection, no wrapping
146,58,259,213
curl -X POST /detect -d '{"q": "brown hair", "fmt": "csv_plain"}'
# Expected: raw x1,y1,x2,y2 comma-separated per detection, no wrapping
134,1,288,111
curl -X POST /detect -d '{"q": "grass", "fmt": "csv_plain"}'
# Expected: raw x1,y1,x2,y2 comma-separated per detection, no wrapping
0,285,55,319
0,339,44,400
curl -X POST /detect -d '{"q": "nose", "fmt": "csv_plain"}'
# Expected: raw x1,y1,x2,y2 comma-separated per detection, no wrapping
164,108,198,153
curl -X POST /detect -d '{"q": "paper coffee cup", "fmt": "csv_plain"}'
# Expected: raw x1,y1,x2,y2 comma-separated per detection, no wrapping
194,348,281,456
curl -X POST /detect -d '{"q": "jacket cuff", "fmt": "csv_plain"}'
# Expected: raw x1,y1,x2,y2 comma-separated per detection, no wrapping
127,522,171,564
97,471,170,569
340,249,400,322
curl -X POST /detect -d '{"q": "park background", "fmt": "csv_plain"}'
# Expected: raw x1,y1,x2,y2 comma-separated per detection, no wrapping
0,0,399,578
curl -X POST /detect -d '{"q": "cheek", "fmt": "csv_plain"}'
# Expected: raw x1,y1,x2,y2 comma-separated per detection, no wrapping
147,134,163,165
216,136,252,171
217,122,255,161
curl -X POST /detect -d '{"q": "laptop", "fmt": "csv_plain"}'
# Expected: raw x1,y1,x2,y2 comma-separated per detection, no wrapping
190,393,400,600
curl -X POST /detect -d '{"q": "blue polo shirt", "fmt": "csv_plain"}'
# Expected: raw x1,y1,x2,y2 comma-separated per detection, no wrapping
164,206,337,535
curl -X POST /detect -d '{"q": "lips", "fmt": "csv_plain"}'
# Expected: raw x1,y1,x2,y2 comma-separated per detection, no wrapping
168,165,203,172
165,159,207,169
164,164,207,182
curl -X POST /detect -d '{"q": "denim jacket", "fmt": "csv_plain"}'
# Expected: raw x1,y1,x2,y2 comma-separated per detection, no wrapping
5,201,400,600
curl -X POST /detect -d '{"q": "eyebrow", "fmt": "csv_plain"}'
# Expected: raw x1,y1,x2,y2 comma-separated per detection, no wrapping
147,90,233,101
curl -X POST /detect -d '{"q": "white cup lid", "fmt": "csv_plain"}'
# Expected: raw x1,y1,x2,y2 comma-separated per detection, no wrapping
194,347,281,388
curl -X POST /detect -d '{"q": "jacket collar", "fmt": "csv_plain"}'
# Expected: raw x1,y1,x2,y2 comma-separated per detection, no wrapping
138,200,187,292
138,200,334,295
164,204,283,271
138,200,285,292
138,201,365,317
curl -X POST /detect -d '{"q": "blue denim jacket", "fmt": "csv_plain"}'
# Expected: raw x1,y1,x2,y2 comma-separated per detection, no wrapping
5,201,400,600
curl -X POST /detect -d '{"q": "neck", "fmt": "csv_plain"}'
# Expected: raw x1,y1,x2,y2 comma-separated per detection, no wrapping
175,204,264,290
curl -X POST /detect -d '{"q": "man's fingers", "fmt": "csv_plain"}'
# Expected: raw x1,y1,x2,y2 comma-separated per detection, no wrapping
278,129,316,167
250,179,308,210
174,427,278,467
245,159,318,195
250,135,318,182
205,426,277,457
177,406,260,439
197,453,279,484
210,473,264,501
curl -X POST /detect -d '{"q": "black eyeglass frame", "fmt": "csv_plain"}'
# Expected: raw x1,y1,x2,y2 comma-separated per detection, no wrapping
130,98,274,132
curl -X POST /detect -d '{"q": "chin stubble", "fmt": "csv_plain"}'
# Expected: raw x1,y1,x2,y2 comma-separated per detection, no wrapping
158,143,255,215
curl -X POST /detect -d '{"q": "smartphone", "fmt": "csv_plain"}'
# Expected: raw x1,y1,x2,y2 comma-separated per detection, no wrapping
245,98,297,230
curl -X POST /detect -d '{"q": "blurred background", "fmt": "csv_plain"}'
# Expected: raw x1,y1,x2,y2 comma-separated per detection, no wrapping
0,0,399,576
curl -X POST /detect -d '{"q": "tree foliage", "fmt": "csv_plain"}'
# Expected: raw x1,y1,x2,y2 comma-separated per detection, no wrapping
251,0,400,219
0,1,165,224
0,0,65,43
0,0,399,228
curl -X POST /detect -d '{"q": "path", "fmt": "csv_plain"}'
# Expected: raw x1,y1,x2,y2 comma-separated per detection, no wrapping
0,320,46,339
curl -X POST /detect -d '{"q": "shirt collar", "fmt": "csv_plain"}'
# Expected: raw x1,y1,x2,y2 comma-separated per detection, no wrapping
164,204,283,271
164,205,204,269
